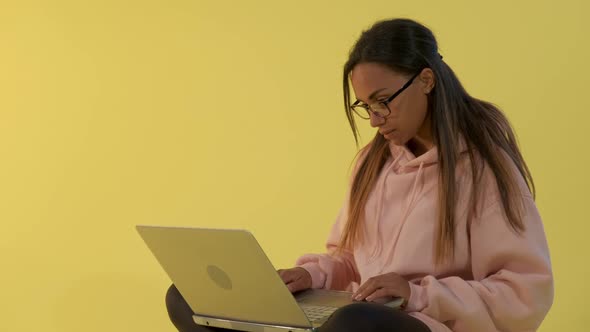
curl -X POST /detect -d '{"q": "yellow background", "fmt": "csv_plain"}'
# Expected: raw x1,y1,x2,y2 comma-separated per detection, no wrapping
0,0,588,331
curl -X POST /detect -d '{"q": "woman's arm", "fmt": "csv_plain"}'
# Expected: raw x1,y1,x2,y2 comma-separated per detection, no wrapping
407,195,554,332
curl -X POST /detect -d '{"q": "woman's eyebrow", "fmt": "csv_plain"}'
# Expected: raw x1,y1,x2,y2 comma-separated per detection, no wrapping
355,88,388,103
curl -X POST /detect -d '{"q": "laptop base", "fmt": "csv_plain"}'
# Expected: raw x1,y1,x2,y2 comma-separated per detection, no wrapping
193,314,318,332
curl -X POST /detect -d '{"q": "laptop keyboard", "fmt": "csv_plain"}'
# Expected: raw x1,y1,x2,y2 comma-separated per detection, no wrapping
301,305,338,323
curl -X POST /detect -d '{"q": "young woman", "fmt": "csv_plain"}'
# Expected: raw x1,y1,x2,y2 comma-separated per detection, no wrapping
166,18,553,332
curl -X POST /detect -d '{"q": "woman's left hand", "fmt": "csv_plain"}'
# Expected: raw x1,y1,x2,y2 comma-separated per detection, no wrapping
352,272,411,302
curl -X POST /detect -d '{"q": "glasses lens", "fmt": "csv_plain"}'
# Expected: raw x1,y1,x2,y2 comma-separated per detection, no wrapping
371,103,390,117
351,105,370,119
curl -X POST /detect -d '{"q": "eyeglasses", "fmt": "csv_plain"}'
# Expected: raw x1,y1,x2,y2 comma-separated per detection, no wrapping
350,71,421,120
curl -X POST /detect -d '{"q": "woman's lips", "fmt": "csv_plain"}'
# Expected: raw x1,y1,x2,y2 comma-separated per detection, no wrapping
380,129,396,136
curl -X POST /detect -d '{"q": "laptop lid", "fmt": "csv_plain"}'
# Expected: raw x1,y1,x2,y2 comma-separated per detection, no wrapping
136,225,312,329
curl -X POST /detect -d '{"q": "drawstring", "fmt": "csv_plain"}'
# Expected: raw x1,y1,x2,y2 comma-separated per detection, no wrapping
368,152,405,261
376,161,425,273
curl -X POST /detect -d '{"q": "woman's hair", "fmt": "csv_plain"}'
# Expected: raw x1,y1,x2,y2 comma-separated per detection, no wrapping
341,18,535,264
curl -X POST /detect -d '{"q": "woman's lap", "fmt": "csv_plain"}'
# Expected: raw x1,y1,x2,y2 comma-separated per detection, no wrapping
166,284,431,332
319,302,431,332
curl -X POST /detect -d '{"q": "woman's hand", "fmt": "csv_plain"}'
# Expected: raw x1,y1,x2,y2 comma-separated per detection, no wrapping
277,267,312,293
352,272,411,302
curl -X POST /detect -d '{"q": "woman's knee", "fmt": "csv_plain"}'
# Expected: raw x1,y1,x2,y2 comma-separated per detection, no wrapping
166,284,197,330
321,302,431,332
321,302,379,331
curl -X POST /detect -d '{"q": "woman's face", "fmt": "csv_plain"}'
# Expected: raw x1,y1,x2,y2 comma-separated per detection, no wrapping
350,62,435,148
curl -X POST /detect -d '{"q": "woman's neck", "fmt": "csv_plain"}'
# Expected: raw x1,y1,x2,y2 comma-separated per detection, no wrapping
407,138,433,157
407,114,434,157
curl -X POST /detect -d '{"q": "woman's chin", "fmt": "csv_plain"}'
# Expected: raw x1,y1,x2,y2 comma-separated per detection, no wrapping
385,135,407,146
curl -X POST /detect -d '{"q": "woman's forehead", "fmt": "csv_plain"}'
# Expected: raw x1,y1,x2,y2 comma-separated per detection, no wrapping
351,63,405,101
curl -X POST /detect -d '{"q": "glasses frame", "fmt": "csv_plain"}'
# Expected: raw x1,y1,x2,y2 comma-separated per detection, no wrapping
350,71,421,120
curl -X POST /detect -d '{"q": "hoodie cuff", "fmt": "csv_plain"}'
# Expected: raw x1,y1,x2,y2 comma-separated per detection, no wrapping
297,262,326,289
406,282,428,312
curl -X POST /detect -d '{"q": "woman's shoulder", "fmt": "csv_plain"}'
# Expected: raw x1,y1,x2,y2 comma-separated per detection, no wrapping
457,142,533,211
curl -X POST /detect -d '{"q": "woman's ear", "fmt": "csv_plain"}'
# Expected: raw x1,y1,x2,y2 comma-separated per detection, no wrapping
419,68,435,94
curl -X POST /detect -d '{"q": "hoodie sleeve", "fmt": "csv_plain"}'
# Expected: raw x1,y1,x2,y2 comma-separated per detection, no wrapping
295,204,361,291
406,194,554,332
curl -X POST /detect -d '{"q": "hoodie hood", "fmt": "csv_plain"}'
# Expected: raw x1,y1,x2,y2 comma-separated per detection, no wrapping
366,137,468,269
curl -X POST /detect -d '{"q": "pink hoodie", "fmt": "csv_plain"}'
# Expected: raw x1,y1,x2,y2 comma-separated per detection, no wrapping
296,140,553,332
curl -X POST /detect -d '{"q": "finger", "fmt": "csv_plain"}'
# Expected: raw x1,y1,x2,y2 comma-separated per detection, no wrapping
354,280,381,301
366,287,394,302
352,284,367,300
286,278,306,293
355,286,378,301
279,270,297,284
352,278,372,299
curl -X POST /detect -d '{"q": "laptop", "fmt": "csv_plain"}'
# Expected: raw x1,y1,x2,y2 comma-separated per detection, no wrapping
136,225,404,332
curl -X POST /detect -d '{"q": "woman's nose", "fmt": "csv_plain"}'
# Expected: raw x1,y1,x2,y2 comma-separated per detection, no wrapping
369,112,385,127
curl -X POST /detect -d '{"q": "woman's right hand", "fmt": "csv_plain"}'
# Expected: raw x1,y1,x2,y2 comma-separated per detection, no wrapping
277,267,312,293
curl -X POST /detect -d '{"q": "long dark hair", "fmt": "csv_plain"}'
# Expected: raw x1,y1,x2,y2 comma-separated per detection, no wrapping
341,18,535,264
